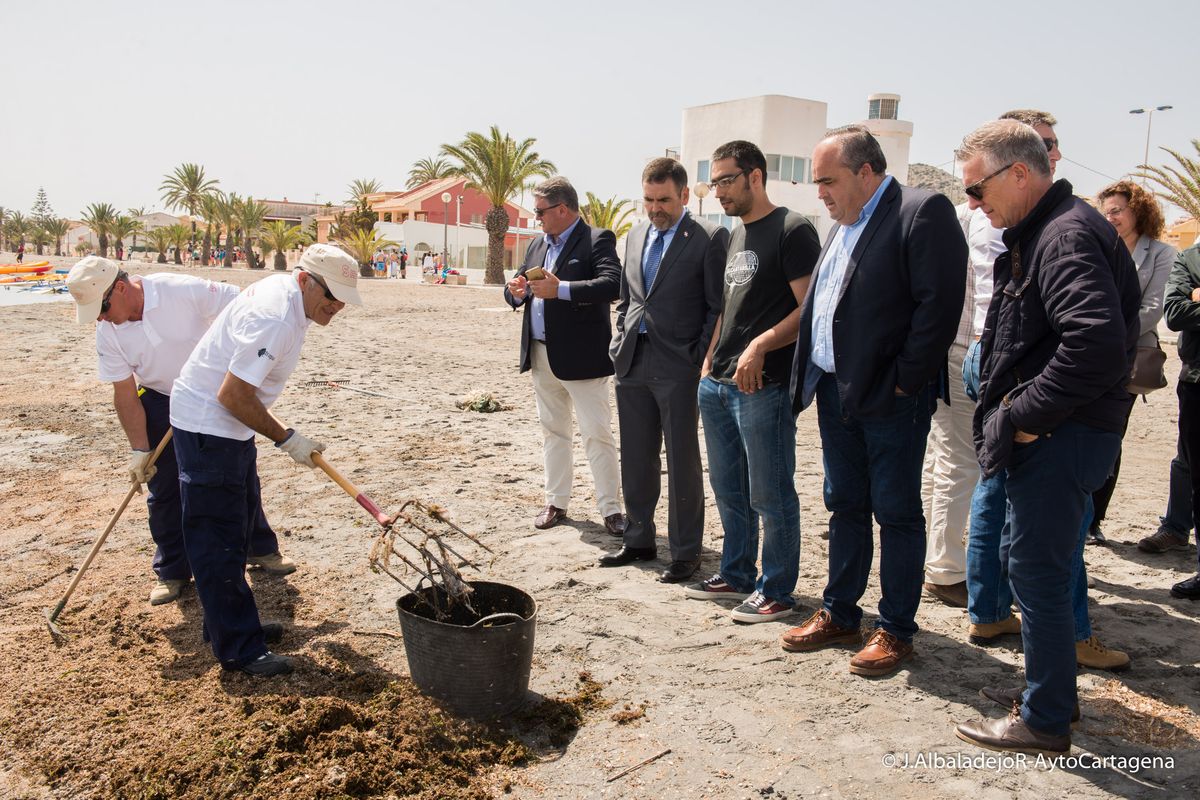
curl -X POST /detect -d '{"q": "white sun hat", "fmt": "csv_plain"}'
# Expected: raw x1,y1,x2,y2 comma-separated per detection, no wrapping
66,256,120,324
297,244,363,305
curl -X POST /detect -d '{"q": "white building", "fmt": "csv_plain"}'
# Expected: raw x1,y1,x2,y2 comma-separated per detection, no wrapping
678,93,912,241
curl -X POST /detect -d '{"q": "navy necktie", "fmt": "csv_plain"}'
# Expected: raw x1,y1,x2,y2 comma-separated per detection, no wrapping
640,230,666,333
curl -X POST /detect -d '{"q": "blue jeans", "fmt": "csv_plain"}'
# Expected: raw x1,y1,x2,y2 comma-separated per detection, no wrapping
815,373,932,641
174,427,269,670
962,340,982,402
697,377,800,604
1162,435,1194,538
1002,420,1120,735
1072,499,1094,642
966,472,1012,625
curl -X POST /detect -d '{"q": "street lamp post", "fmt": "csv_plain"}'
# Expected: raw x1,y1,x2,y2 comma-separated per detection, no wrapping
456,195,463,269
693,181,710,217
441,191,451,267
1129,105,1173,184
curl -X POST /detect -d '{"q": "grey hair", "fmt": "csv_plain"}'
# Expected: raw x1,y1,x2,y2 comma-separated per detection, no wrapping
823,124,887,175
956,119,1051,178
999,108,1058,128
532,176,579,212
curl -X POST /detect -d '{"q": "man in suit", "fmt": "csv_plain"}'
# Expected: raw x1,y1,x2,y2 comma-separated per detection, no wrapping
599,158,728,582
781,125,966,677
504,177,625,535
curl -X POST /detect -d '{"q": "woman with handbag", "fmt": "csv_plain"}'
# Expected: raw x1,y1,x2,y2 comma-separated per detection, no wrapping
1086,180,1176,544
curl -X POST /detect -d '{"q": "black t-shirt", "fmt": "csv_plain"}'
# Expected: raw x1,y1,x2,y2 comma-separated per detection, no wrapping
710,207,821,385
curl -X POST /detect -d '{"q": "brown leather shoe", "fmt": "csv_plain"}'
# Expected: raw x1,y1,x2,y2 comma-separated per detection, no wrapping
923,580,968,608
955,706,1070,756
534,505,567,529
979,685,1079,725
604,513,626,536
780,609,859,652
848,628,913,676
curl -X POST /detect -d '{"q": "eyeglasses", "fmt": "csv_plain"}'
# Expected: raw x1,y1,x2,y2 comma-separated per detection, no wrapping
304,270,338,301
708,170,747,191
99,281,118,314
1103,206,1129,219
534,203,563,218
964,163,1014,201
1042,137,1059,152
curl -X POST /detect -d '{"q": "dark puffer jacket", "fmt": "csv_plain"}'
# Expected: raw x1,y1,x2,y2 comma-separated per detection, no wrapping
1164,244,1200,374
973,179,1140,478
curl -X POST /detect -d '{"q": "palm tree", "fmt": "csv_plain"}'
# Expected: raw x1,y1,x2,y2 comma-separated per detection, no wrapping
406,157,454,189
0,207,8,251
440,126,556,284
145,227,172,263
29,226,54,256
81,203,117,257
346,178,382,204
259,220,308,270
166,224,191,265
1137,139,1200,221
580,193,635,239
236,197,268,269
198,193,226,267
127,206,147,253
160,163,219,261
44,218,71,257
109,216,142,260
207,191,239,267
3,211,29,253
336,228,398,277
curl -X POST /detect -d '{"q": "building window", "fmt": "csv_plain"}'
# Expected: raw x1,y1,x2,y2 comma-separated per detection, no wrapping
705,212,736,231
697,160,710,184
766,153,781,181
869,98,898,120
471,214,483,224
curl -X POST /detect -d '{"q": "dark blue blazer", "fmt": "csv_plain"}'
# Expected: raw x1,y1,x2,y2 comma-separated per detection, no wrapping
791,179,967,418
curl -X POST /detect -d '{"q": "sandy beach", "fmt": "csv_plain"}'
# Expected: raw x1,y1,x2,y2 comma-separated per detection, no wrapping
1,256,1197,799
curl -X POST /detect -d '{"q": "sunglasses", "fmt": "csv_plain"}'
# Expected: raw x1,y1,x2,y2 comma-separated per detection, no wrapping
304,270,338,301
708,170,747,191
1042,137,1059,152
534,202,563,218
964,163,1014,202
99,281,118,314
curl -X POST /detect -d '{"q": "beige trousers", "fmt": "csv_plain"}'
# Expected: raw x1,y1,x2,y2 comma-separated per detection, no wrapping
530,342,621,517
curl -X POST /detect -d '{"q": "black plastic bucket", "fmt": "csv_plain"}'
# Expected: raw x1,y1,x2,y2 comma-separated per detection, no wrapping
395,580,536,718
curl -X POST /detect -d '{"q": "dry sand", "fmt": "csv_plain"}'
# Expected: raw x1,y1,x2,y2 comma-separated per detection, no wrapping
1,256,1198,799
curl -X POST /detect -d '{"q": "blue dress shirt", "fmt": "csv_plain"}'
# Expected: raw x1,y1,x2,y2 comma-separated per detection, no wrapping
809,175,893,373
531,217,581,342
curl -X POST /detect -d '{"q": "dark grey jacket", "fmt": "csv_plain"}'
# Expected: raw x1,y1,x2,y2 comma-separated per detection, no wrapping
973,179,1140,478
1164,244,1200,372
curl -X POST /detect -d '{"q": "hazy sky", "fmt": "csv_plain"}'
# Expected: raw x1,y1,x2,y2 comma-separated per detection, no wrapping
3,0,1197,220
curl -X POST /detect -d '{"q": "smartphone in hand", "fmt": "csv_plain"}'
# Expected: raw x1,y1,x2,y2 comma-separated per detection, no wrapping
525,266,547,281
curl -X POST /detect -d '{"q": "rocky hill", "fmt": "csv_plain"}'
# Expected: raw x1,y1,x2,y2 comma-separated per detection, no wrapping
907,163,965,205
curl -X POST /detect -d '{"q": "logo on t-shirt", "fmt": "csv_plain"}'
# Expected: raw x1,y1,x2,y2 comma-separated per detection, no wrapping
257,348,275,361
725,250,759,286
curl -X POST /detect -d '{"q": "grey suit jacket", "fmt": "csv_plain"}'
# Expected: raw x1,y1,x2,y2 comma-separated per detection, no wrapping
610,213,729,380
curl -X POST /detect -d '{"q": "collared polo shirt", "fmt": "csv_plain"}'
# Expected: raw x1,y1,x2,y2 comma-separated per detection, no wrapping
170,273,312,440
96,274,239,394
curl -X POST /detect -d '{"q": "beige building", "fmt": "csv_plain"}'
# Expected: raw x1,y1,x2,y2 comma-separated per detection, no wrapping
1165,217,1198,251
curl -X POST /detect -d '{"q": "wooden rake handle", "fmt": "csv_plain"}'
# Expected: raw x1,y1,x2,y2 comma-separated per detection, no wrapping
47,429,174,623
311,452,392,529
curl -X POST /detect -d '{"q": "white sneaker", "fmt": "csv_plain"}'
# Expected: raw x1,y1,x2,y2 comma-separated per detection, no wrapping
730,591,796,623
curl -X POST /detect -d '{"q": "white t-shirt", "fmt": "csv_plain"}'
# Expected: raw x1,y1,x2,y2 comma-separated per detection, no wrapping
170,273,311,440
96,274,239,394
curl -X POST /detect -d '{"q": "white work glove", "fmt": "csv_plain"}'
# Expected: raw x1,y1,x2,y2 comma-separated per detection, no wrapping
276,428,325,468
127,449,157,492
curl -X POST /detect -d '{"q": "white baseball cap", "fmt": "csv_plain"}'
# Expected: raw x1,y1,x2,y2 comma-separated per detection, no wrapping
66,256,120,324
297,244,363,305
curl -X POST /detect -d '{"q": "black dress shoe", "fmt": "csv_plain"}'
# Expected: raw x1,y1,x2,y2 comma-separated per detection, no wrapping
598,546,656,567
1171,574,1200,600
659,559,700,583
1086,524,1107,546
